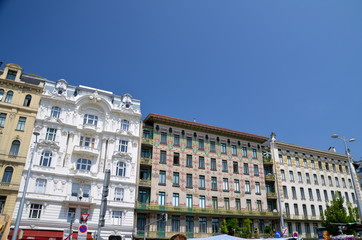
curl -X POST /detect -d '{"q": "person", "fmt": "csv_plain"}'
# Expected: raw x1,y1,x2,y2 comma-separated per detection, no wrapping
170,233,187,240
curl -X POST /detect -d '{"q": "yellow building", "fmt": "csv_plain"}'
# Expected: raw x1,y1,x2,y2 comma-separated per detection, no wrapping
0,63,44,239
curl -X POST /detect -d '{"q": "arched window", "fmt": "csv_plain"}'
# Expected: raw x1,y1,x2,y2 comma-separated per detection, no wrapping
2,167,13,183
0,89,4,101
23,95,32,107
121,119,130,131
51,106,61,118
9,140,20,156
116,162,126,177
83,114,98,126
4,91,13,103
76,159,91,171
40,151,52,167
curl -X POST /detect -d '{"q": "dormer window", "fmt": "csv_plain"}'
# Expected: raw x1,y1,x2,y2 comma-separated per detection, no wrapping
83,114,98,126
6,70,17,80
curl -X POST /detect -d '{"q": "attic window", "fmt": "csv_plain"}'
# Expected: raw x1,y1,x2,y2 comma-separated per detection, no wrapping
6,70,17,80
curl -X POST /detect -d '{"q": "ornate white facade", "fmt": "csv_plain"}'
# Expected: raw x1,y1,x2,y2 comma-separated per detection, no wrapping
11,79,141,240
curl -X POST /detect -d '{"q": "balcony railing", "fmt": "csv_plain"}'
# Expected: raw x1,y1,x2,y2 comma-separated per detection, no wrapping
139,179,151,186
82,124,97,132
263,157,273,163
73,146,99,157
283,214,322,220
265,174,275,180
0,182,20,191
141,157,152,164
64,196,95,205
267,192,277,198
142,138,154,145
136,202,279,217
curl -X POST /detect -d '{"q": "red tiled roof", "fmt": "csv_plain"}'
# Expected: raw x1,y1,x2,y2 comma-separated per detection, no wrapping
144,113,268,143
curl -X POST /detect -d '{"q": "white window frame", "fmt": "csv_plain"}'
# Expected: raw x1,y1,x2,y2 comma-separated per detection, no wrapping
121,119,129,131
119,140,128,152
114,188,124,201
35,179,47,193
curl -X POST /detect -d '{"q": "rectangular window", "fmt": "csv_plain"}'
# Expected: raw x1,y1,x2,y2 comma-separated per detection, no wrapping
281,170,286,181
198,139,204,150
172,215,180,232
114,188,124,201
287,156,292,165
317,189,321,201
143,129,151,138
243,163,249,175
29,204,42,218
303,204,308,216
223,178,229,191
112,211,123,225
186,174,193,188
321,175,326,185
314,174,319,185
160,150,166,164
199,156,205,169
159,171,166,185
210,141,216,152
186,154,193,167
306,173,311,184
252,149,257,158
292,187,297,199
186,216,194,232
257,200,262,211
224,198,230,210
212,197,218,209
16,117,26,131
308,188,314,200
212,218,219,233
311,205,316,216
157,214,166,232
300,188,305,200
199,217,207,233
245,180,251,193
199,175,205,189
236,198,241,210
186,194,193,208
67,208,76,222
46,128,57,141
160,132,167,144
211,158,217,171
173,172,180,186
0,113,6,127
173,152,180,165
234,179,240,192
172,193,179,206
304,159,308,168
221,143,226,153
35,179,47,193
186,137,192,148
246,199,252,211
119,140,128,152
233,161,238,173
324,190,329,201
311,160,315,169
283,186,288,198
80,136,95,148
285,203,290,215
232,145,237,155
335,177,340,187
222,160,228,172
294,204,299,215
295,157,300,167
242,147,247,157
298,172,303,183
211,177,217,190
6,70,17,80
255,182,261,194
199,196,206,208
279,155,283,164
289,171,294,182
174,135,180,146
254,164,259,176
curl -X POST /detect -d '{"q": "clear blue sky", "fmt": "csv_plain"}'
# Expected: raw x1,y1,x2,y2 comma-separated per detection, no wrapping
1,0,362,160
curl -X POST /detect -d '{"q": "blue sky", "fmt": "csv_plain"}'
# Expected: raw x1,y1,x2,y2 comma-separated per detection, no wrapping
1,0,362,160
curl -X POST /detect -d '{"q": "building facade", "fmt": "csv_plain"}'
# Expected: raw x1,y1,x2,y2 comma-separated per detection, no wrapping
0,63,45,240
10,80,141,240
270,136,361,238
135,113,280,240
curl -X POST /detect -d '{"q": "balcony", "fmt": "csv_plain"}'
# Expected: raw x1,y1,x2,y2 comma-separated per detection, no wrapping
267,192,277,198
63,196,95,206
82,124,97,133
140,157,152,165
73,146,99,157
136,202,280,217
139,179,151,187
142,137,154,145
69,169,97,179
0,182,20,191
265,174,275,181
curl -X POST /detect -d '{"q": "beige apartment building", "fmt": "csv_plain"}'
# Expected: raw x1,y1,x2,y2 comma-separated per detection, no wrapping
0,63,44,239
135,113,281,239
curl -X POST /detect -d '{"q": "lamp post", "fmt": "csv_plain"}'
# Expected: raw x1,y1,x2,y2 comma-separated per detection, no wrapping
331,134,362,222
11,131,39,240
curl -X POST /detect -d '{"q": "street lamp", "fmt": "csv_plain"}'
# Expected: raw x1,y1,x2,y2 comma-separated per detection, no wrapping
11,131,40,240
331,134,362,222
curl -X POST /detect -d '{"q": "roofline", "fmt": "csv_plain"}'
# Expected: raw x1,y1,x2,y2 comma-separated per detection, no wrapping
144,113,268,143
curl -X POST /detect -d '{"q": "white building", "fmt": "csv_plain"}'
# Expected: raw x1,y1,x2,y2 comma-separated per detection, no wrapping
11,79,141,240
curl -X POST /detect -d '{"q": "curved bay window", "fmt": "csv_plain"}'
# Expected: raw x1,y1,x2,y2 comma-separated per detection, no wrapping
116,162,126,177
76,158,91,171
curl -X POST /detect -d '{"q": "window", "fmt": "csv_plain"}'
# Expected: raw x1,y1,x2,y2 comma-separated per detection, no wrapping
342,178,346,188
0,89,3,101
80,136,95,148
160,150,166,164
287,156,292,165
199,196,206,208
16,117,26,131
252,149,257,158
199,217,207,233
186,195,193,208
211,177,217,190
29,204,42,219
157,214,166,232
186,154,193,167
186,216,194,232
23,95,32,106
318,161,322,170
186,174,193,188
40,151,52,166
77,159,91,171
199,175,205,189
296,223,302,233
121,119,129,131
198,156,205,169
211,158,216,170
279,155,283,164
159,171,166,185
292,187,297,199
51,106,61,118
289,171,295,182
9,140,20,156
306,173,310,184
116,162,126,176
304,159,308,168
281,170,286,181
143,129,151,138
221,143,226,153
223,178,229,191
172,216,181,232
283,186,288,198
245,180,250,193
0,113,6,127
335,177,340,187
224,198,230,210
114,188,124,201
285,203,290,215
4,91,13,103
352,193,356,203
311,205,316,216
297,172,303,183
158,192,165,205
348,179,353,188
198,139,204,150
173,172,180,186
45,128,57,141
242,147,247,157
233,162,238,173
308,188,314,201
173,152,180,165
212,218,219,233
160,132,167,144
172,193,179,206
246,199,252,211
321,175,326,185
325,162,329,171
232,145,237,155
257,200,262,211
67,208,76,222
256,182,261,194
331,191,335,199
112,211,123,225
234,179,240,192
243,163,249,175
254,164,259,176
300,188,305,200
35,179,47,193
324,190,329,201
296,157,300,167
236,198,241,210
345,192,350,202
317,189,321,201
138,190,149,203
119,140,128,152
186,137,192,148
212,197,218,209
174,134,180,146
6,70,17,80
328,176,333,186
311,160,315,169
339,165,343,173
294,204,299,215
2,167,13,183
83,114,98,126
210,141,216,152
303,204,308,216
314,174,319,185
222,160,228,172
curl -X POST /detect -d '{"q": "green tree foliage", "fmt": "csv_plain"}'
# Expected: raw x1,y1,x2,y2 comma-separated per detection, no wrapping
241,219,253,238
321,196,359,235
220,220,229,234
220,218,242,236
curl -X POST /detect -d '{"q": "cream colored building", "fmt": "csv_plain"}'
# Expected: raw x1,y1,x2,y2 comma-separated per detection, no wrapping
0,63,44,239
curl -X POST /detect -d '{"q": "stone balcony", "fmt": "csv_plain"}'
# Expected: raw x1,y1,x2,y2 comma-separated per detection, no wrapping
82,124,98,133
63,196,96,206
0,182,20,192
73,145,99,157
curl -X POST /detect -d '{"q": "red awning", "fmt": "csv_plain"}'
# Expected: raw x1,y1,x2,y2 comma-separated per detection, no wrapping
8,229,93,240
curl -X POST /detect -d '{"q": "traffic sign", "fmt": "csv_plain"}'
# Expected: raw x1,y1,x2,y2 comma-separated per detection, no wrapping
293,232,298,238
79,225,88,233
276,231,281,238
81,214,89,223
282,227,288,237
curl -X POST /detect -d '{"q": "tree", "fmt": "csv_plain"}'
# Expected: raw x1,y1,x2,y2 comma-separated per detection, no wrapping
241,219,252,238
321,196,359,235
220,218,241,236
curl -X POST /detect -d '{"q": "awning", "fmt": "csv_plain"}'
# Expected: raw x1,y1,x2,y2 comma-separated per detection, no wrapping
8,229,93,240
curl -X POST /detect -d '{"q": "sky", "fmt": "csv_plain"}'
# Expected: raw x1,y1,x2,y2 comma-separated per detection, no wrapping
1,0,362,160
